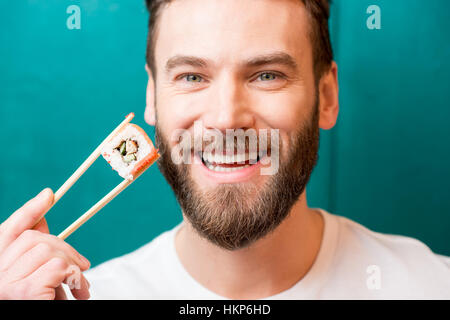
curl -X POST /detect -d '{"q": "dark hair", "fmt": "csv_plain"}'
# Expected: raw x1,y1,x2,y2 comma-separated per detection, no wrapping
145,0,333,80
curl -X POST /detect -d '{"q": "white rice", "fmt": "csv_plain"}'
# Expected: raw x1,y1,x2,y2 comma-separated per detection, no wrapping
102,124,152,180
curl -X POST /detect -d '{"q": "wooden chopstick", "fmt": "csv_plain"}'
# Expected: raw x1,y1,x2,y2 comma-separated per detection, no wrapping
53,113,135,205
57,152,159,240
34,112,159,240
57,178,133,240
32,113,135,230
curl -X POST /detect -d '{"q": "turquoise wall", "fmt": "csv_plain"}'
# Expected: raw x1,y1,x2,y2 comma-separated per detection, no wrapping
0,0,449,267
327,0,450,256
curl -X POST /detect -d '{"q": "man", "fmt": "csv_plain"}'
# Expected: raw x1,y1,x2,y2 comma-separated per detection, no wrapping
0,0,449,300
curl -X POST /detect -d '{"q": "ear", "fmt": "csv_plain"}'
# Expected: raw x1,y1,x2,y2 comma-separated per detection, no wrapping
318,61,339,130
144,64,156,126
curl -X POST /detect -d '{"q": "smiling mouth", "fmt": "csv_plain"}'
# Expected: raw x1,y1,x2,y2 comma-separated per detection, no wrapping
198,151,262,173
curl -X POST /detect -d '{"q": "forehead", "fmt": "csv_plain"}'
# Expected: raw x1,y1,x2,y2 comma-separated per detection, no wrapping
154,0,311,68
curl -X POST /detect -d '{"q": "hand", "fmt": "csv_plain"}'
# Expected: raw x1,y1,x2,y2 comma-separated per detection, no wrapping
0,188,91,300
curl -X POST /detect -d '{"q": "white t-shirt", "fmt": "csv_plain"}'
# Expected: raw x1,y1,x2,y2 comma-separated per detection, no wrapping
68,209,450,299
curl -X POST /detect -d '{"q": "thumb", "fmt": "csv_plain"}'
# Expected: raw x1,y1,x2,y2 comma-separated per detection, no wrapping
0,188,54,240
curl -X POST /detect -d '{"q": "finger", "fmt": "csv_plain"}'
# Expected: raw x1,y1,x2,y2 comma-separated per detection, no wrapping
3,242,83,282
33,217,49,234
69,273,90,300
4,242,54,280
0,188,54,252
0,230,90,273
0,230,90,272
61,265,90,300
24,257,71,299
55,285,68,300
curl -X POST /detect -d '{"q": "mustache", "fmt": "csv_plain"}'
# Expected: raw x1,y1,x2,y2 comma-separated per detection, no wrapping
168,127,278,155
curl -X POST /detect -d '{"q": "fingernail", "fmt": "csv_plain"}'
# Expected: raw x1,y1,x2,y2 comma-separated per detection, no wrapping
80,255,90,268
37,188,51,199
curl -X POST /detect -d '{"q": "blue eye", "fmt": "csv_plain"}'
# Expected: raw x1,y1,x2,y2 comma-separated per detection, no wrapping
258,73,277,81
184,74,203,82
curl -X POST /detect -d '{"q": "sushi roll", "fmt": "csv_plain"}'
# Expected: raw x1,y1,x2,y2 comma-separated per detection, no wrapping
102,123,159,180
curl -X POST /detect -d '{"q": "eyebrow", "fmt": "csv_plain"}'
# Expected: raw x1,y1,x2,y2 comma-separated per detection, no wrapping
165,52,298,73
165,55,209,73
244,52,298,71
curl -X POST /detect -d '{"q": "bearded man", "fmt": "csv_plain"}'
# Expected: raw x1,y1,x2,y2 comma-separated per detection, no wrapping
0,0,449,300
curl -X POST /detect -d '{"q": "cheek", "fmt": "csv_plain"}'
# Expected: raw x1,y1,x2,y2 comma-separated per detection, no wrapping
252,88,312,134
156,90,204,138
250,88,315,159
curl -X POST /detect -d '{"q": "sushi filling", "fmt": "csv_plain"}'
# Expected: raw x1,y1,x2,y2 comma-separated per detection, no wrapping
116,139,139,165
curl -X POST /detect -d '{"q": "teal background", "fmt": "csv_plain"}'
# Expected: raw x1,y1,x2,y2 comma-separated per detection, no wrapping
0,0,449,268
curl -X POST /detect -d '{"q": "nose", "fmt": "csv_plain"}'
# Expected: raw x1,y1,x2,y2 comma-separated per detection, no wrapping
201,72,255,131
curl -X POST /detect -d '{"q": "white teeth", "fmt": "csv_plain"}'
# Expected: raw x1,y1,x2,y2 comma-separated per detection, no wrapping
202,152,258,165
249,151,258,164
206,153,211,164
235,153,244,163
205,162,250,172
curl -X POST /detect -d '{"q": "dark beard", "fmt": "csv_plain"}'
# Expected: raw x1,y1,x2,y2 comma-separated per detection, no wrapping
155,101,320,251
